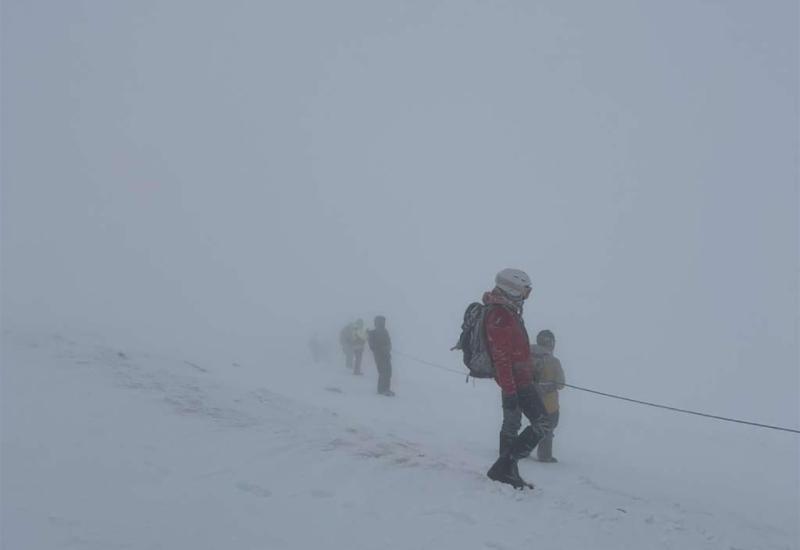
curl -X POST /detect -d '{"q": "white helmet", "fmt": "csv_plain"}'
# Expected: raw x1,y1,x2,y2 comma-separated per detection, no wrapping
495,268,532,299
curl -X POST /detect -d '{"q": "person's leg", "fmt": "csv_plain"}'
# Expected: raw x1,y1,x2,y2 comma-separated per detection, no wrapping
548,409,560,460
345,349,353,370
537,410,559,461
486,398,530,489
508,385,548,459
488,395,532,488
353,348,363,374
376,356,387,393
508,422,546,460
536,419,553,460
487,380,544,489
499,405,522,457
490,387,547,487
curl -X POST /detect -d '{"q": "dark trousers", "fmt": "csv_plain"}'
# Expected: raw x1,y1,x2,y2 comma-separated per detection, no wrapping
499,388,548,458
537,410,560,460
374,354,392,393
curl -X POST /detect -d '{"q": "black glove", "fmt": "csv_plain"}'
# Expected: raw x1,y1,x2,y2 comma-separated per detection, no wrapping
502,393,519,410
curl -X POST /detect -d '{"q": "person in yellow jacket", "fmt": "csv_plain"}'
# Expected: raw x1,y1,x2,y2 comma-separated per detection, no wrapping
531,330,565,463
350,319,368,375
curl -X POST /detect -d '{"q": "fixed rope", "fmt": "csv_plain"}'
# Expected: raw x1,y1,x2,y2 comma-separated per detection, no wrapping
393,350,800,434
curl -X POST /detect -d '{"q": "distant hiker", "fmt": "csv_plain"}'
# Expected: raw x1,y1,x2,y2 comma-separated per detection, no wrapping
339,323,355,370
483,269,548,489
351,319,367,375
340,319,368,375
368,315,394,396
531,330,565,463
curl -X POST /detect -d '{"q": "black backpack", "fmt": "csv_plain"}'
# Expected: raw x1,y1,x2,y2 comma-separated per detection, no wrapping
452,302,495,379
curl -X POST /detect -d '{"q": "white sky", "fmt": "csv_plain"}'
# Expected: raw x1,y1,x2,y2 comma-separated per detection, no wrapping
2,1,798,423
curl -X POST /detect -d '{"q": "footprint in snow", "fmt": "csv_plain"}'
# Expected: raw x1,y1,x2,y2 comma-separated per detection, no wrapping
236,481,272,498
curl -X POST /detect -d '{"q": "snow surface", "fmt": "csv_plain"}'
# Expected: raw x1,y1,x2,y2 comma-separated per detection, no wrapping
2,329,797,550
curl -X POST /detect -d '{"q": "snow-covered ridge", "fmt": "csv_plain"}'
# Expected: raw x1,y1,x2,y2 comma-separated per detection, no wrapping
2,330,796,550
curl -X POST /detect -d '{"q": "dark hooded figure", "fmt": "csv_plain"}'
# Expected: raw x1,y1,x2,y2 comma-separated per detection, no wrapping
368,315,394,396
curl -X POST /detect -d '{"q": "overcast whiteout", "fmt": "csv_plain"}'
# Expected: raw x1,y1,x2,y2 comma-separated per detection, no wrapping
2,2,798,549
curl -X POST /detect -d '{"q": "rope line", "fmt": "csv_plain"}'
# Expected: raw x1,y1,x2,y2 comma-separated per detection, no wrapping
560,382,800,434
394,351,465,376
393,350,800,434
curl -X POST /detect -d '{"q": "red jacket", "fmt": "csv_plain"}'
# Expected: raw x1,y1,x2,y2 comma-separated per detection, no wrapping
483,290,534,395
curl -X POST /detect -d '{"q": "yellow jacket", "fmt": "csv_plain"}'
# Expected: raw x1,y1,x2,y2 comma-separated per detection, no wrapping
351,325,367,350
531,345,565,414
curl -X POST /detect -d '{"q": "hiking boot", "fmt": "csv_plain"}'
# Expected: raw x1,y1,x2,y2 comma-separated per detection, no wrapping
487,457,533,489
510,425,543,460
538,456,558,463
487,456,513,485
509,460,534,489
353,370,363,376
499,433,515,458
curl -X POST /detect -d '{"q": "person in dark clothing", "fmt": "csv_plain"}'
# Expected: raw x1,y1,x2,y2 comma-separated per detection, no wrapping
368,315,394,396
484,268,549,489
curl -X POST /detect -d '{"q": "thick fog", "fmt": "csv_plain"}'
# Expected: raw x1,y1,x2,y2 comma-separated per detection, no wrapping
3,0,798,428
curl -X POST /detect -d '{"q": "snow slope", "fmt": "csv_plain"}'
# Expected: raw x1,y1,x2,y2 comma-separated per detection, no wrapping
2,329,797,550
